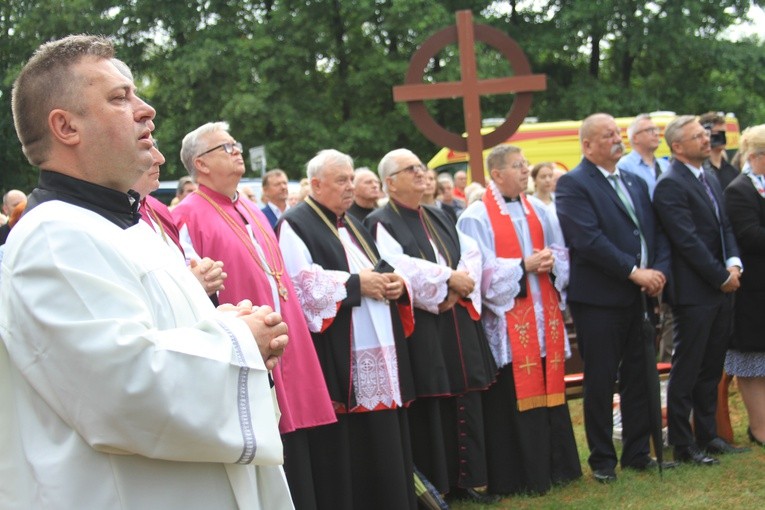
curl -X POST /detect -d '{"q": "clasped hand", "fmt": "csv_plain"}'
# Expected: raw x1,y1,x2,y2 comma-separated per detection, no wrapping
219,300,288,371
359,268,405,302
525,248,554,274
628,268,666,297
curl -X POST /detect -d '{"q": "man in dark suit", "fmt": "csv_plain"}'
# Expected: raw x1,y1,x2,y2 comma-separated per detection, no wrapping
260,169,289,229
654,115,747,465
556,113,671,483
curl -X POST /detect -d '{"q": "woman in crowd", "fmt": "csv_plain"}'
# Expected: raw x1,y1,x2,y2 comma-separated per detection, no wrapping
723,124,765,446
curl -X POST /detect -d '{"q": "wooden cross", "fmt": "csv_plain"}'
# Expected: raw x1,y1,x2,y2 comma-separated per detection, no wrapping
393,10,546,185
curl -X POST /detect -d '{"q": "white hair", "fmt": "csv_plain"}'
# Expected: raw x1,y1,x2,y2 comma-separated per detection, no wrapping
180,121,230,179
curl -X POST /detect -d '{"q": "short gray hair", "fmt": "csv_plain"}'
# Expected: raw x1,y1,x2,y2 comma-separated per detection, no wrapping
180,121,230,179
579,113,613,145
378,148,416,192
306,149,353,181
353,167,377,184
176,176,195,194
627,113,651,144
486,144,522,172
664,115,698,153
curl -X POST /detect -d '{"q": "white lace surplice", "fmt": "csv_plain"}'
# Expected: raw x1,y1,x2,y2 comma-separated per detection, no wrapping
375,223,483,315
456,182,571,368
279,221,402,411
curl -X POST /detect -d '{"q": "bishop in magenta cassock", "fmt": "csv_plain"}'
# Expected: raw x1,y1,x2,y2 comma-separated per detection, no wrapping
172,122,336,509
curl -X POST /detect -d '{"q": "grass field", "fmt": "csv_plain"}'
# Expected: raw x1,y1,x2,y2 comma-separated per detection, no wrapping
452,384,765,509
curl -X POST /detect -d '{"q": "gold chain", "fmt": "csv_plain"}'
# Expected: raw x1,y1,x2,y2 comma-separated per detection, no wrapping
304,196,379,265
194,189,288,301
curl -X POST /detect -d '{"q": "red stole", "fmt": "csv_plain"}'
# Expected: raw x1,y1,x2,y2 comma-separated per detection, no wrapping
483,191,566,411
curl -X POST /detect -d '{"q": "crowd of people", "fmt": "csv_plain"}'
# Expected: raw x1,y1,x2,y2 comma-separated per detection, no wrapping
2,34,765,510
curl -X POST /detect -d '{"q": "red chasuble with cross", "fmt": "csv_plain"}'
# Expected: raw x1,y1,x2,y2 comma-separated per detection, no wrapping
483,192,566,411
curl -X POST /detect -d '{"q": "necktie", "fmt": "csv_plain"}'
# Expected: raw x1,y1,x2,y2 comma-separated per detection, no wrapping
699,172,720,220
609,173,647,266
654,161,662,180
608,174,641,230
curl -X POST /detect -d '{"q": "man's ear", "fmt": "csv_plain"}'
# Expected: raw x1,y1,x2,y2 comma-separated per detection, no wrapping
48,109,80,146
194,157,210,177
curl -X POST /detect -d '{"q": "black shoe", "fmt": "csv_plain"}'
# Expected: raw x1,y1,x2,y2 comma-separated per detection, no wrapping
623,457,679,471
673,445,719,465
702,437,751,455
449,487,501,504
747,427,765,447
592,468,617,483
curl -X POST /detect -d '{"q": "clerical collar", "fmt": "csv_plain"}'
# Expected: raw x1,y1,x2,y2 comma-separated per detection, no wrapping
25,170,140,229
503,195,521,203
307,195,345,225
390,198,420,215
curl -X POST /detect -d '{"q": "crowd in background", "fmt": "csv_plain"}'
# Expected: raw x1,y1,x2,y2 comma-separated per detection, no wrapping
3,34,765,510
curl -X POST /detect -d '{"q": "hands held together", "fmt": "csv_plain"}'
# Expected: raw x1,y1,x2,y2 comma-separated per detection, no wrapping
219,300,288,371
359,268,406,302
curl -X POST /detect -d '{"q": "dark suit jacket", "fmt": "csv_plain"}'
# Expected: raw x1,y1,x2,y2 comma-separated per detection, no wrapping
260,205,278,229
556,157,671,307
653,159,739,306
725,172,765,351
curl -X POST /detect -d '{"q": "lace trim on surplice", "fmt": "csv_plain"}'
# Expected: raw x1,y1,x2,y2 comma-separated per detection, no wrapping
293,264,349,333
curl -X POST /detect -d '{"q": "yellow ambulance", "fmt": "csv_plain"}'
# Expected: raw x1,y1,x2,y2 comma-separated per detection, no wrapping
427,111,740,176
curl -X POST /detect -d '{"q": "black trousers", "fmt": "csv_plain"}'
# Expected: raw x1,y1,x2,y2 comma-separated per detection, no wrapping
569,300,652,471
667,299,733,447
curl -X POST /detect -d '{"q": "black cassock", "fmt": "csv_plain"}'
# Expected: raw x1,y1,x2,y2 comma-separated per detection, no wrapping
365,201,497,494
279,200,417,510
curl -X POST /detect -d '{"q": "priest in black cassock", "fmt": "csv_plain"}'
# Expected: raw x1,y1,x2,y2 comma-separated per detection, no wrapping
278,149,418,510
457,144,582,496
364,149,498,503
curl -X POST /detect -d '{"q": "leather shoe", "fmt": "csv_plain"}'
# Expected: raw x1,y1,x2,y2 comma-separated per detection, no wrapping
674,445,719,465
703,437,750,455
449,487,501,504
592,468,617,483
748,427,765,447
623,457,678,471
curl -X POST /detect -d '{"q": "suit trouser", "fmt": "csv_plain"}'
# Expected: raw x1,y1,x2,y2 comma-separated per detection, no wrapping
569,300,651,471
667,299,733,447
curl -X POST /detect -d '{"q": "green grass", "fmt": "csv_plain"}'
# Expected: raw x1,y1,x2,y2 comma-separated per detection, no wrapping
452,385,765,509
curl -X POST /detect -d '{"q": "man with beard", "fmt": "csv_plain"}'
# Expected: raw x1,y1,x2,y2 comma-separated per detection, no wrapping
556,113,671,482
366,148,497,503
654,115,747,464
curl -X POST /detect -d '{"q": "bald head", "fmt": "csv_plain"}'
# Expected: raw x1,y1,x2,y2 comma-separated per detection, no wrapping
580,113,624,171
3,189,26,216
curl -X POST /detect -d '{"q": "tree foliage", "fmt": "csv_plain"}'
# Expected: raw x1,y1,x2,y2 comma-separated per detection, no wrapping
1,0,763,194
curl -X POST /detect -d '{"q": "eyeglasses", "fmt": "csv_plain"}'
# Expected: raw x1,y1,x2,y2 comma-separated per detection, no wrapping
197,141,243,158
683,129,711,143
505,159,530,169
635,127,660,136
390,163,426,177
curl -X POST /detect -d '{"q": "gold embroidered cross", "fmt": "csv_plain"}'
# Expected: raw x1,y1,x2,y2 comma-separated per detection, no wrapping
549,352,564,372
519,356,538,376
